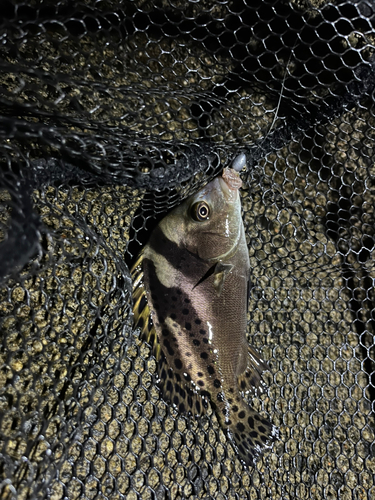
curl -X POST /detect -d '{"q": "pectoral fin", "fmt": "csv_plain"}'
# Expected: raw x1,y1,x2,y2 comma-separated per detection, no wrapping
212,262,233,296
193,262,233,295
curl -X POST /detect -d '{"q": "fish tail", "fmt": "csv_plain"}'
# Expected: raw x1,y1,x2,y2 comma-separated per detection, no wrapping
223,399,277,467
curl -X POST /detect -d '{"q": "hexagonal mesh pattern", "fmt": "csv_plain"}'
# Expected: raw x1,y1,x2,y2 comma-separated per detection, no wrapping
0,0,374,499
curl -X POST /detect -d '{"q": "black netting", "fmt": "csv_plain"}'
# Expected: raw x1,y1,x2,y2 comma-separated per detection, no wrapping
0,0,375,498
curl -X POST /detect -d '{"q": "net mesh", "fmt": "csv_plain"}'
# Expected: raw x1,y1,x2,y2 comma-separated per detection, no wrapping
0,0,375,498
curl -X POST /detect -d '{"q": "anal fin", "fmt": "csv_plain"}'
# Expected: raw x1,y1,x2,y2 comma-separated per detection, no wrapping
238,345,270,394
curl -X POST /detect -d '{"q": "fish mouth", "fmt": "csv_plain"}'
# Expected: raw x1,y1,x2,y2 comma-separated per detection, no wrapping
197,168,241,202
221,167,242,191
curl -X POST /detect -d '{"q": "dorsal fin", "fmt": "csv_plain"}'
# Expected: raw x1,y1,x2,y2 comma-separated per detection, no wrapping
131,250,161,361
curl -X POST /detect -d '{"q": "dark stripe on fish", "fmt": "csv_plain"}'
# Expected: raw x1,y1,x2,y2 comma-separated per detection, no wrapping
147,226,186,271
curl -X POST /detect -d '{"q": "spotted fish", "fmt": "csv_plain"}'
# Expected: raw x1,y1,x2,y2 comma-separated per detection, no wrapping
131,154,276,466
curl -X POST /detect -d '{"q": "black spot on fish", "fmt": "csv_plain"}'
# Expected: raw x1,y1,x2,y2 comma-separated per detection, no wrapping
184,373,191,381
197,372,203,377
238,411,245,419
217,392,224,402
250,431,258,438
238,444,245,455
162,329,169,337
195,319,201,325
185,322,191,330
197,380,204,387
166,380,173,392
161,368,167,379
213,379,221,388
200,352,208,359
203,338,209,344
177,289,182,295
179,388,186,399
173,396,179,405
188,396,193,407
185,352,192,357
199,329,206,335
259,426,266,433
175,373,181,382
193,339,200,346
236,422,245,432
196,401,201,413
240,381,246,390
174,359,182,369
248,417,254,428
179,403,186,412
260,434,268,443
232,406,238,413
182,308,189,315
254,414,260,421
207,365,214,375
163,339,175,356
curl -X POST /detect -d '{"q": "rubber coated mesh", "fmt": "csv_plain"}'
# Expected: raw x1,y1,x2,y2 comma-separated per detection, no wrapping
0,1,375,499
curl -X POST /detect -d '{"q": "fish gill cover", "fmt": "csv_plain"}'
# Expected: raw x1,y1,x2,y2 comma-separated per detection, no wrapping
0,0,374,499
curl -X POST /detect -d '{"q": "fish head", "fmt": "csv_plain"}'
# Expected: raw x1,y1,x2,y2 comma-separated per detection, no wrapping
160,167,244,261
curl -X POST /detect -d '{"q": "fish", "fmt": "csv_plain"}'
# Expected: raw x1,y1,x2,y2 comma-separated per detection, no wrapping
131,154,276,466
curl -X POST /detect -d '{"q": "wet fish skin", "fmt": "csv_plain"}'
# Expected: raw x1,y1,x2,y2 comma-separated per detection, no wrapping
131,164,276,466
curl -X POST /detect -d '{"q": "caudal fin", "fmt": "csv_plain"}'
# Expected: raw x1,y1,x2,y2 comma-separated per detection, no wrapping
226,400,277,467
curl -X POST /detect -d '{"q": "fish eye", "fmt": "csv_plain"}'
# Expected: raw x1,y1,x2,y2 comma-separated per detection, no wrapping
190,201,210,221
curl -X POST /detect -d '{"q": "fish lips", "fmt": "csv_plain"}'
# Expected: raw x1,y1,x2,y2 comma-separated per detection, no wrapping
201,175,240,206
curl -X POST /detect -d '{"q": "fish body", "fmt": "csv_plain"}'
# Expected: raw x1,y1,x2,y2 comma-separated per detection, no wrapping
131,162,276,466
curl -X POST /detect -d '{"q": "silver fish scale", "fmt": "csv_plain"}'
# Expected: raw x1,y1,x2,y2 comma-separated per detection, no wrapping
0,1,374,499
